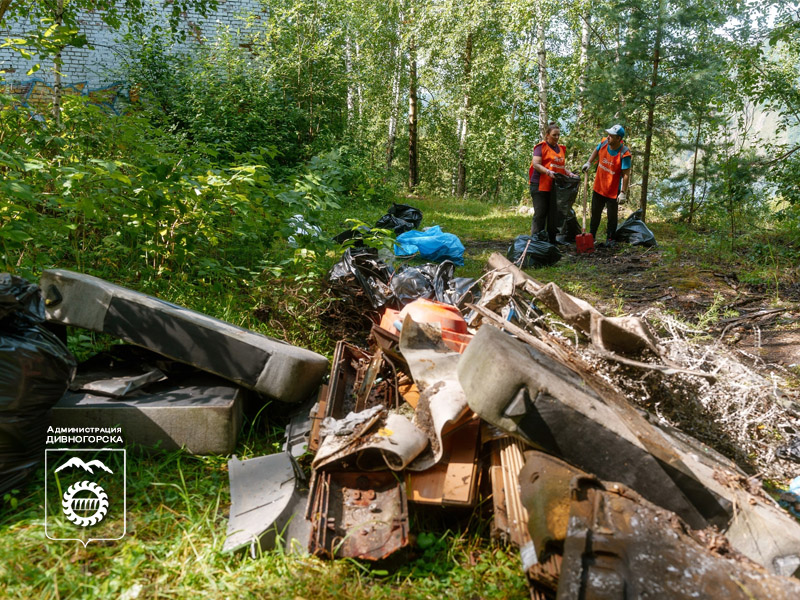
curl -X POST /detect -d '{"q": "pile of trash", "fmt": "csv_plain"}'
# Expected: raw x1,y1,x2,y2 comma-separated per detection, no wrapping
234,249,800,597
4,206,800,596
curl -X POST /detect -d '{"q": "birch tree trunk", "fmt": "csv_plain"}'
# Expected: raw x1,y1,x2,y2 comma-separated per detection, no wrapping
455,31,473,198
386,28,402,171
408,4,419,190
355,40,363,121
577,7,590,125
536,10,548,138
615,23,624,111
345,34,354,126
688,116,702,224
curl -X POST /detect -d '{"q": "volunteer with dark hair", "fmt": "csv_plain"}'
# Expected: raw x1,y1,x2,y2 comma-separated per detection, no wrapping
529,123,575,244
581,124,631,248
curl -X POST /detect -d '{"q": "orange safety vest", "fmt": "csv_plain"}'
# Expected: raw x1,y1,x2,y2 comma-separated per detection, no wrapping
529,142,566,192
593,138,631,199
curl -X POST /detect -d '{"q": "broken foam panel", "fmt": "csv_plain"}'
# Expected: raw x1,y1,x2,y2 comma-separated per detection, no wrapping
40,269,328,404
459,324,800,575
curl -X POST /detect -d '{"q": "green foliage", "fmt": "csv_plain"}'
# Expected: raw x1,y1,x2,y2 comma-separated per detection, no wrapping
123,32,302,165
0,91,390,292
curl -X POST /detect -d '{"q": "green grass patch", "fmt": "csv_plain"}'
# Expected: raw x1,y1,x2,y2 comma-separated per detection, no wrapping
0,446,527,599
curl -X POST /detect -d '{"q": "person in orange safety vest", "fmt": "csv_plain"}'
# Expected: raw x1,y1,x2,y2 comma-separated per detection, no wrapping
581,124,631,248
529,123,576,244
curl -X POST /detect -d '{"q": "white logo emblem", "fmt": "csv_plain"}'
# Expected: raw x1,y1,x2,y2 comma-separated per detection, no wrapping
45,449,126,546
56,457,113,526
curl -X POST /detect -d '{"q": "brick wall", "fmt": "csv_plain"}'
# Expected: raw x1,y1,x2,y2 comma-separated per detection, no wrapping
0,0,266,86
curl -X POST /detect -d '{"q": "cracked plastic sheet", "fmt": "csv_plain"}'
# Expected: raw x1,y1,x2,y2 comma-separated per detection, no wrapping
399,316,469,472
224,452,310,556
312,406,429,472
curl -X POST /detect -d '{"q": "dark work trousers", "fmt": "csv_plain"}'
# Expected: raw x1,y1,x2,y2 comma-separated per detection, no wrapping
530,185,558,242
590,190,618,241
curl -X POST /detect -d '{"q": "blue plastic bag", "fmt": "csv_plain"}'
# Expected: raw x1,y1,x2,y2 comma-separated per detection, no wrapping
394,226,465,266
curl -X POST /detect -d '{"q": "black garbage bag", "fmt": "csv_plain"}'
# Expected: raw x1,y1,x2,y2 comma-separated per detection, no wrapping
557,208,581,244
374,203,423,235
615,209,657,247
328,248,395,309
553,173,581,237
449,277,481,308
374,214,416,235
332,225,369,247
1,274,76,495
391,264,438,306
333,203,423,245
386,203,423,229
507,233,561,268
390,260,476,308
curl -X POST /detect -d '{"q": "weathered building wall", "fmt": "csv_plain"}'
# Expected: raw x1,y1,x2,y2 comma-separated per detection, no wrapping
0,0,265,86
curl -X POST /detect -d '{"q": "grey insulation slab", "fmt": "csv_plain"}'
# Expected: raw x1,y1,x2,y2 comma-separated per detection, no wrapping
40,269,328,404
54,377,244,455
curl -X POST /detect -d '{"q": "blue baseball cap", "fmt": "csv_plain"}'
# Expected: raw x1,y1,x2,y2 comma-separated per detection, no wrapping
606,124,625,138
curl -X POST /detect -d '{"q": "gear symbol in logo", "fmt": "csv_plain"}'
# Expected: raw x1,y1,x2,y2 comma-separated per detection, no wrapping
62,481,109,527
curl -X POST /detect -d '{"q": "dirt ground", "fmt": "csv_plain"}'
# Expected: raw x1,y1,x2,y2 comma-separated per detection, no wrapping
579,245,800,371
470,241,800,375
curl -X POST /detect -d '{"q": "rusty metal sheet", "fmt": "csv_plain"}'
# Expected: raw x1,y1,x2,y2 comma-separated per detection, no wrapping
306,470,409,561
518,450,593,561
323,341,395,423
557,476,800,599
307,383,329,453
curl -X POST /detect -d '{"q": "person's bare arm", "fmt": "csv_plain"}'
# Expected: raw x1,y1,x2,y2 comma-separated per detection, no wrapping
532,155,554,177
621,169,630,194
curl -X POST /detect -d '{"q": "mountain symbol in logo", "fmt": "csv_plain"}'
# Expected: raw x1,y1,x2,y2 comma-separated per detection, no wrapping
55,457,113,475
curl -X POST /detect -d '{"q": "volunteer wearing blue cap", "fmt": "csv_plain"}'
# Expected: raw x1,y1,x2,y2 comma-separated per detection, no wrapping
581,125,631,248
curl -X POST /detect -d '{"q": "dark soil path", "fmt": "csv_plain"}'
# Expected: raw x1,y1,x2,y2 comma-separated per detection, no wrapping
550,244,800,373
